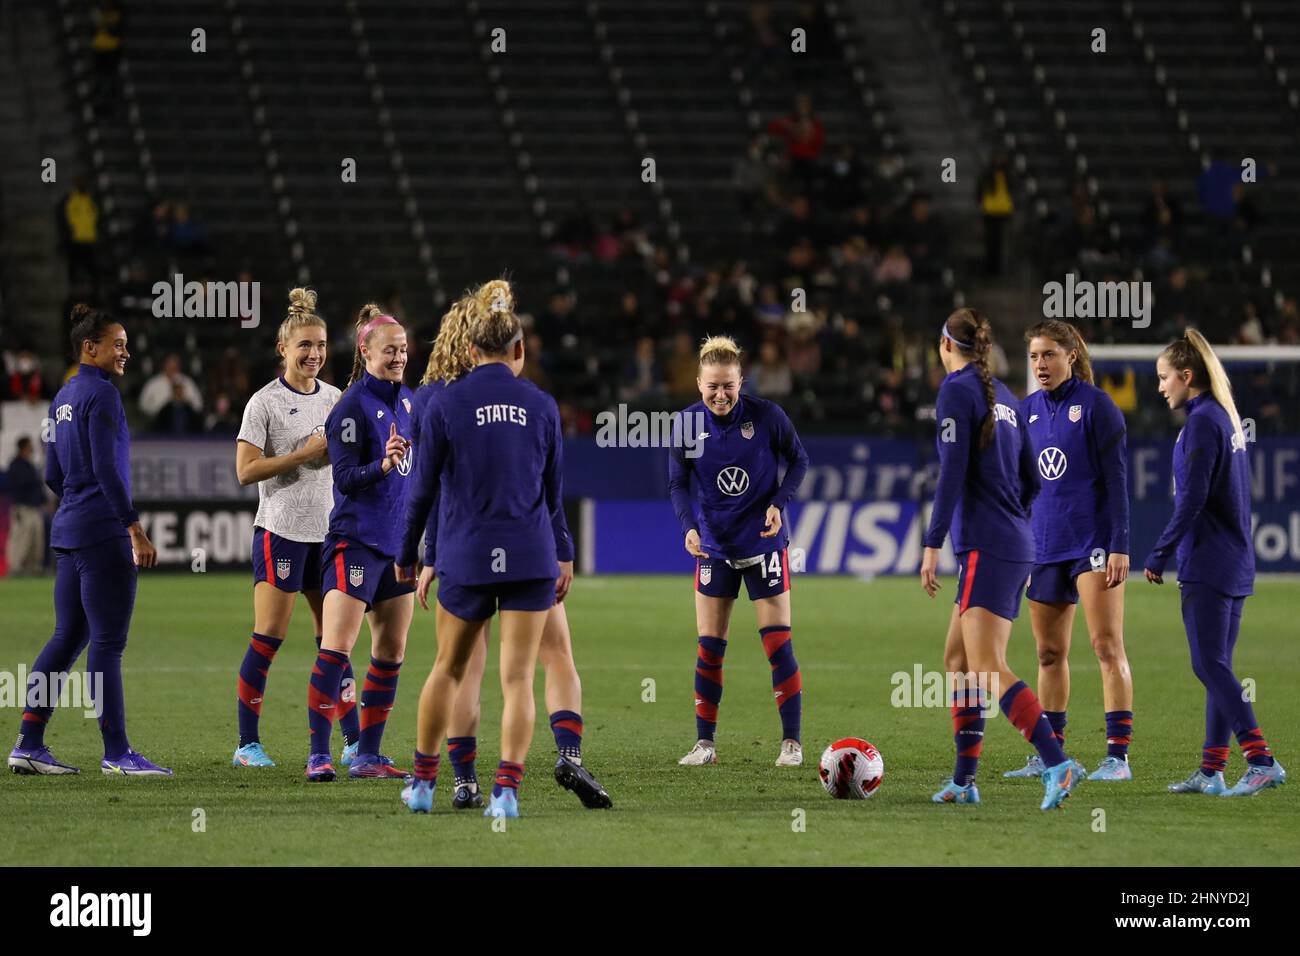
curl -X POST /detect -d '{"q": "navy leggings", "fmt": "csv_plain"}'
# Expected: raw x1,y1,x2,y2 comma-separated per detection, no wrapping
1180,582,1256,749
21,535,136,758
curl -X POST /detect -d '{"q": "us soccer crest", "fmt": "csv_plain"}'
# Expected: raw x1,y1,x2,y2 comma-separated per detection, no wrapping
402,397,412,414
348,565,365,588
699,563,713,585
741,421,754,439
1069,404,1082,422
275,558,291,580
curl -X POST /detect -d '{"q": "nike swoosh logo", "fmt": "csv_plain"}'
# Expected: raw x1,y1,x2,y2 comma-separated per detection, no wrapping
1029,414,1039,423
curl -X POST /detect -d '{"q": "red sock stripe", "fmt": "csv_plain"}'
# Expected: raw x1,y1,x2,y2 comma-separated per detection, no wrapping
761,628,791,657
308,685,336,716
250,636,280,660
1107,735,1132,745
695,667,722,686
495,762,524,788
695,700,719,722
1241,737,1272,757
773,671,802,702
237,675,264,713
21,712,47,725
698,647,724,667
959,550,979,613
359,705,392,730
1006,687,1045,742
552,718,583,737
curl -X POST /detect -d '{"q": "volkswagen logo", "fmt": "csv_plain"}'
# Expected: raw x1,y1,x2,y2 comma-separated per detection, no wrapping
1037,446,1067,481
396,443,413,477
716,466,750,496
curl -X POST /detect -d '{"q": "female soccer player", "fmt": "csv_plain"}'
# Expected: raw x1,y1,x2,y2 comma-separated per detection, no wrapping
1144,330,1286,797
667,336,809,768
920,308,1083,810
408,282,610,810
7,304,170,776
396,289,569,818
231,289,361,768
303,304,415,782
1005,320,1134,781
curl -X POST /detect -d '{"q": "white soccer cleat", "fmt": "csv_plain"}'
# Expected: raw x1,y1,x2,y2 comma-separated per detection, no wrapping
678,741,718,765
775,739,803,767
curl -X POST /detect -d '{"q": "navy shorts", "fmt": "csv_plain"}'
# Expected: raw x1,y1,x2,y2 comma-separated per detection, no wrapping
251,527,323,593
320,535,413,611
1026,552,1106,605
437,576,556,622
695,547,790,601
955,549,1031,621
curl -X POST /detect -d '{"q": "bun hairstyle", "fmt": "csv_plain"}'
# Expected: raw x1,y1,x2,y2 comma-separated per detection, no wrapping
69,303,120,358
1160,329,1245,445
944,307,998,451
1024,319,1093,385
277,287,326,348
423,297,475,385
698,335,743,369
347,302,400,386
466,278,522,357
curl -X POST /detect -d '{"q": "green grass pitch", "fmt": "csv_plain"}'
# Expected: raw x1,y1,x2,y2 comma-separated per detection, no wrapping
1,574,1296,866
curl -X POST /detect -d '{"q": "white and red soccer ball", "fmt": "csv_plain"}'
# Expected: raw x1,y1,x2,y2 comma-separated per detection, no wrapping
818,738,884,799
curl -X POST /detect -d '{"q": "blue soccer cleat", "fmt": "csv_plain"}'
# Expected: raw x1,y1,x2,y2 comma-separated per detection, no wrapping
1088,755,1132,781
1040,759,1083,809
1003,754,1045,778
102,750,173,777
8,745,80,775
339,740,359,767
484,789,520,818
1168,769,1228,795
232,742,276,768
305,753,336,782
452,783,484,810
348,753,407,779
932,778,980,804
401,776,435,813
1222,760,1286,797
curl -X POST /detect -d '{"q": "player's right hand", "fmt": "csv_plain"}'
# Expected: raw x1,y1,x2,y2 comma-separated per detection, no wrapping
381,423,408,473
920,546,940,598
301,433,328,464
556,560,574,602
416,565,436,610
129,526,157,569
684,529,709,558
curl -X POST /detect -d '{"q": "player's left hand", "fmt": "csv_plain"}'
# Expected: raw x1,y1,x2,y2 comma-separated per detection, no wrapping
556,561,574,602
416,565,436,610
920,546,941,598
1144,567,1163,585
760,505,782,538
1106,553,1130,588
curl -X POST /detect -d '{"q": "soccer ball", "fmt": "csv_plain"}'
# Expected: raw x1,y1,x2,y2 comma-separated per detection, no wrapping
818,738,884,799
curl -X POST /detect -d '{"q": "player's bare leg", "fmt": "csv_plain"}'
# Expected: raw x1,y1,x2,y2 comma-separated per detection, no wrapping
681,593,734,765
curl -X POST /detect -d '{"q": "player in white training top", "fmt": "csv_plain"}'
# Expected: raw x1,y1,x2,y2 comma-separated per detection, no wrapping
231,288,356,767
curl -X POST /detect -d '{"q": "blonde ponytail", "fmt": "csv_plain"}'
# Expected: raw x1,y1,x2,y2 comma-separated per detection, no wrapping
698,335,742,369
465,278,522,356
1161,330,1245,445
348,303,385,387
423,298,475,385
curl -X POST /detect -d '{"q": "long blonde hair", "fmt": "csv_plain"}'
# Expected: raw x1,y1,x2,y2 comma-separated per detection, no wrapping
1161,329,1245,445
465,278,521,356
422,297,475,385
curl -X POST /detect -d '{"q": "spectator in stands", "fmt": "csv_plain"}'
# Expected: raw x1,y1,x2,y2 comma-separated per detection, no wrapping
619,336,665,404
134,200,174,268
874,244,912,287
897,192,945,283
5,437,47,576
5,349,44,402
90,1,124,112
755,282,787,328
167,203,211,259
60,178,99,285
822,143,865,212
204,392,242,435
745,1,782,79
207,345,250,404
786,311,822,377
553,203,597,262
665,331,700,402
139,353,203,433
749,339,793,400
767,94,826,186
522,333,553,393
615,291,648,345
977,152,1014,277
735,135,774,224
1141,177,1183,252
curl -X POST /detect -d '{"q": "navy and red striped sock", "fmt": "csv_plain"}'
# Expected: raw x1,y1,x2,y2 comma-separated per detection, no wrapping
448,735,478,787
316,636,360,746
308,648,349,755
951,686,986,786
694,635,726,741
358,657,402,755
1236,727,1274,767
493,760,524,798
237,632,283,747
550,710,583,761
761,625,802,742
412,749,440,782
1200,745,1230,776
999,681,1067,768
1043,709,1067,749
1105,710,1133,759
